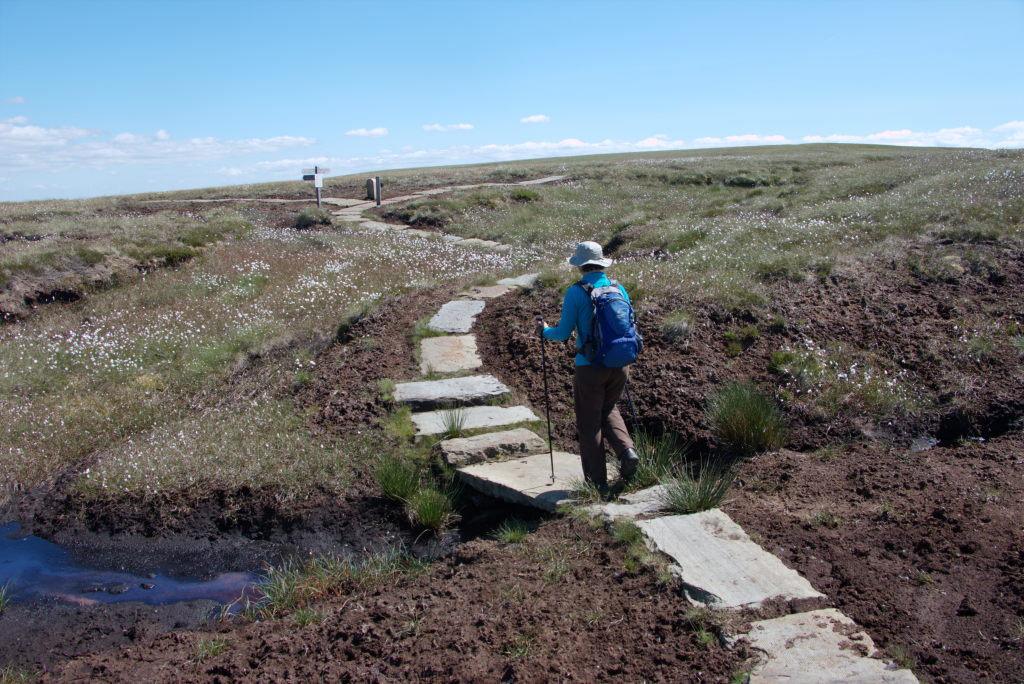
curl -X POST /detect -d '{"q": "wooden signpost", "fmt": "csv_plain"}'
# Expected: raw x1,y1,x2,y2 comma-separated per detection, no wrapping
301,165,331,207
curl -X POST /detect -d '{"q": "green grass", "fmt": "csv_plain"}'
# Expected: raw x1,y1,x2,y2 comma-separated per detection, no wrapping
290,606,326,627
0,206,535,506
246,551,426,620
661,458,736,513
405,483,459,532
493,518,532,543
706,382,787,456
627,430,689,490
809,509,845,528
438,407,468,439
295,207,333,229
0,665,38,684
193,637,227,663
771,343,920,420
374,455,421,502
0,582,11,613
660,311,694,344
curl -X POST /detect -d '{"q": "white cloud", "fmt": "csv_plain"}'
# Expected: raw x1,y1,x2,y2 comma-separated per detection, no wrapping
217,167,245,176
520,115,550,124
422,123,474,132
694,134,791,146
0,117,315,172
0,119,95,147
5,96,26,104
345,127,389,137
799,124,1020,148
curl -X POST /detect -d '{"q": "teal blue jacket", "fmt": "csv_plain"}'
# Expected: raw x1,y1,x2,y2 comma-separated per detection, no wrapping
542,271,630,366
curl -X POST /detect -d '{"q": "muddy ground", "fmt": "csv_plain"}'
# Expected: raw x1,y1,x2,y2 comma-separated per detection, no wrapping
729,437,1023,683
41,518,753,682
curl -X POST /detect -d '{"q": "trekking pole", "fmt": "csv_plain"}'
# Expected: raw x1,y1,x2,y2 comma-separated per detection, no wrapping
536,316,556,484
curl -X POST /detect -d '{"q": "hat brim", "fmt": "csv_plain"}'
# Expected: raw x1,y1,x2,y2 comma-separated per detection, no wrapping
567,255,613,267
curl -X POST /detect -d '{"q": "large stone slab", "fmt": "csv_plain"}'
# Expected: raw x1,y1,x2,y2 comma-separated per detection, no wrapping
420,335,481,374
586,485,671,521
437,427,548,466
320,197,367,207
458,451,582,511
746,609,918,683
394,374,508,410
360,220,402,231
458,284,515,300
496,273,539,288
516,175,568,185
637,510,826,608
412,405,540,437
427,300,486,334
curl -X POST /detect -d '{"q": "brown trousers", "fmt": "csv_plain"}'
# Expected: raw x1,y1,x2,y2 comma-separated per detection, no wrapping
573,365,635,487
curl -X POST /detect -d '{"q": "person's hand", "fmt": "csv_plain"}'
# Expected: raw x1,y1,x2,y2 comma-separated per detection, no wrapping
535,318,546,337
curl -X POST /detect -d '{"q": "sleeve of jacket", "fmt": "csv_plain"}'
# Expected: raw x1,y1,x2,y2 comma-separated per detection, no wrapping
543,286,580,341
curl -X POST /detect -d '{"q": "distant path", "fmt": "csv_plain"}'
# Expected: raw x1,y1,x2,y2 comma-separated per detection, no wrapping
325,175,568,251
141,176,568,208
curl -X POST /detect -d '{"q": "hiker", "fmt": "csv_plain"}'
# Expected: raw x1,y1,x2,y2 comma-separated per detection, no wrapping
535,241,639,491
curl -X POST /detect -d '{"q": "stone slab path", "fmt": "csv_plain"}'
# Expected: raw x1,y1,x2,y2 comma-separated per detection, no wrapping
457,452,581,511
394,374,509,410
638,511,826,609
427,300,486,334
365,174,917,683
745,610,919,683
419,335,481,374
325,176,567,253
411,405,540,437
436,427,548,466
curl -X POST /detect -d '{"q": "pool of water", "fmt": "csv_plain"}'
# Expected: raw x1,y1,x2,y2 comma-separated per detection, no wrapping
1,523,260,607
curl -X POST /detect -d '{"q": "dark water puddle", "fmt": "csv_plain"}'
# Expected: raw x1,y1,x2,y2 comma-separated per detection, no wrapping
1,523,259,608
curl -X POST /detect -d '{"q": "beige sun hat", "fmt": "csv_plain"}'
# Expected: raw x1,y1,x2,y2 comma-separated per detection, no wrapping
567,241,613,268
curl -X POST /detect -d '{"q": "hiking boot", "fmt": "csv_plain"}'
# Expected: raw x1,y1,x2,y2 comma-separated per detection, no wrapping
618,448,639,479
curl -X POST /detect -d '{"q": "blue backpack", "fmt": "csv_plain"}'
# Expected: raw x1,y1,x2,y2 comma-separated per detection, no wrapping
577,279,643,368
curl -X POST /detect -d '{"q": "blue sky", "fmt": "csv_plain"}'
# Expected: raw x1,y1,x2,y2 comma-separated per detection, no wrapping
1,0,1022,201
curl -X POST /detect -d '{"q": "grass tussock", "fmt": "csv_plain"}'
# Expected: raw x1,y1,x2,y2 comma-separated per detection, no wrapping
0,582,11,614
245,551,427,620
405,485,459,532
660,311,694,344
628,430,689,490
706,382,787,456
493,518,532,544
661,458,736,514
295,207,333,229
0,665,38,684
374,455,421,502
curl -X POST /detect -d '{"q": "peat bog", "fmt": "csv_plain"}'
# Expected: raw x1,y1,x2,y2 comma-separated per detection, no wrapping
1,144,1022,682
